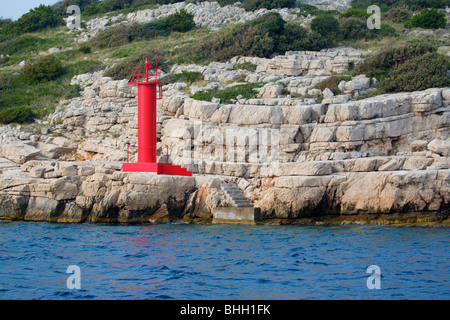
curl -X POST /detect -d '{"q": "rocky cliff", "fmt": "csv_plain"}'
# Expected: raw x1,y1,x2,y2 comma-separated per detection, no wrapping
74,0,351,42
0,45,448,225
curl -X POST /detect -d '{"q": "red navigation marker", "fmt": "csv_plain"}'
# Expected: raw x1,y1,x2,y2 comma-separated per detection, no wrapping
122,38,192,176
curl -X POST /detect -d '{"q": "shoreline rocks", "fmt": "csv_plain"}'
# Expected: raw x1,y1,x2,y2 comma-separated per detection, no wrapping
0,46,448,226
0,160,448,225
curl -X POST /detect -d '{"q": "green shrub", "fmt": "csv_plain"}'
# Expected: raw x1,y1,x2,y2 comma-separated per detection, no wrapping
0,106,35,124
214,0,296,11
79,0,184,15
131,0,159,7
298,4,320,17
233,62,258,72
405,8,447,30
52,0,100,15
0,17,12,28
90,20,170,49
340,9,370,19
374,24,398,38
83,3,103,16
384,7,413,23
278,22,330,52
0,56,11,67
251,11,286,36
351,0,449,11
165,9,195,32
111,46,140,58
2,5,64,35
160,71,203,85
338,18,398,41
90,10,193,49
357,41,449,94
66,60,103,75
214,0,297,10
192,12,336,63
0,71,80,115
21,55,65,82
79,45,92,54
379,52,450,93
310,15,340,38
357,41,437,79
193,12,287,62
240,0,296,10
0,36,47,55
338,18,371,41
0,54,87,118
90,24,138,49
100,0,133,12
191,83,263,104
139,18,172,37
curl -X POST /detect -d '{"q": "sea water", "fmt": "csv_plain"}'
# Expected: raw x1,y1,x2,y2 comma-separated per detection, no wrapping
0,221,448,300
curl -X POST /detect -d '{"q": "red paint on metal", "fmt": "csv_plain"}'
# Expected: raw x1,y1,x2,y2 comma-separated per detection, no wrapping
137,83,157,163
122,39,192,176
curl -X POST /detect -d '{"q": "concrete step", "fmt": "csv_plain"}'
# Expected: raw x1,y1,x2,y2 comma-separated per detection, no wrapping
231,197,252,202
221,182,253,208
230,197,250,202
212,207,257,225
233,202,253,207
225,193,247,198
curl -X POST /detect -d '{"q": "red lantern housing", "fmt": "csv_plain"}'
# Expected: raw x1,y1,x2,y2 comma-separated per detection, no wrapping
122,39,192,176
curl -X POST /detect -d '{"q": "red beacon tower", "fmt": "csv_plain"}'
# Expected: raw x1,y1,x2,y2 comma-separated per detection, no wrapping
122,44,192,176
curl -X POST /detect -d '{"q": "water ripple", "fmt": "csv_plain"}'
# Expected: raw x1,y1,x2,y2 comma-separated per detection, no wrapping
0,222,449,299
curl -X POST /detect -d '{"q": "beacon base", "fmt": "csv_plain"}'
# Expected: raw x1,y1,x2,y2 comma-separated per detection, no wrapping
122,162,192,176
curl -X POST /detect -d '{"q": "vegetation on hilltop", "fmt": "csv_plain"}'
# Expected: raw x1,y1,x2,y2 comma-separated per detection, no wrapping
405,8,447,29
53,0,172,17
89,9,195,49
351,0,450,11
21,55,65,82
182,9,399,64
0,106,35,124
54,0,299,16
0,49,104,122
160,71,204,86
298,4,339,17
357,41,450,93
227,0,297,11
0,1,448,124
0,18,12,28
1,5,64,35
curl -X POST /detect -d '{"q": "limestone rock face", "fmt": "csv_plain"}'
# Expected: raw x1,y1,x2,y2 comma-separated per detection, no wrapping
0,194,29,220
227,105,284,125
0,22,449,224
341,75,371,92
36,142,77,159
259,83,284,98
0,140,40,164
75,1,307,42
428,139,450,156
24,197,65,222
0,164,200,223
253,169,449,219
148,204,170,223
338,171,448,214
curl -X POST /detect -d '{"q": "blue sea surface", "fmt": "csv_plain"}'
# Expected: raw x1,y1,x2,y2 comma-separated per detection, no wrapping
0,221,448,300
